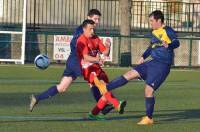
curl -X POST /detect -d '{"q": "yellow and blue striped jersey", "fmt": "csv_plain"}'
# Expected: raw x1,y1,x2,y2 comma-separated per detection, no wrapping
142,26,180,64
152,27,171,44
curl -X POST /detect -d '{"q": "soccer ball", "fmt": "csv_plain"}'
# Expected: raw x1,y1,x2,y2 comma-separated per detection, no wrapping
34,54,50,70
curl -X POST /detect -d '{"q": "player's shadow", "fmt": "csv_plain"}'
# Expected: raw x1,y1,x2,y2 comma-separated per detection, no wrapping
42,109,200,122
101,109,200,122
0,117,94,124
1,109,200,123
154,109,200,123
104,109,200,122
0,114,135,123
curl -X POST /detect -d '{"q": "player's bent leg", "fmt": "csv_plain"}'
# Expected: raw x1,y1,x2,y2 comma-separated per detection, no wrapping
90,70,125,115
92,76,127,114
94,69,139,94
29,76,73,112
93,76,107,95
88,97,107,120
90,85,114,115
89,71,108,95
88,72,114,115
88,72,104,94
90,85,101,102
123,69,140,80
29,85,58,112
103,92,127,114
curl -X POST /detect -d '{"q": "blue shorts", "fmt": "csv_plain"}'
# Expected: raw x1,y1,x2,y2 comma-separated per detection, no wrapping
134,59,170,90
63,56,82,80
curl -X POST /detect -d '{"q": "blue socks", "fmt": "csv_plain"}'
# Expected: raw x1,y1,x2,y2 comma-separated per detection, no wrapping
107,76,128,91
35,85,102,103
90,86,101,102
36,85,58,102
145,97,155,119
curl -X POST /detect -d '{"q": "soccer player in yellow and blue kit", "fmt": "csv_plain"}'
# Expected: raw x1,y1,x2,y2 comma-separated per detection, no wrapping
94,10,180,125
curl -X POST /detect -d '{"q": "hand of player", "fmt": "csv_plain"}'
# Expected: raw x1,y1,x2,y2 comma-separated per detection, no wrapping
99,54,106,66
99,59,105,66
95,54,101,62
162,41,168,48
105,38,111,48
136,57,144,64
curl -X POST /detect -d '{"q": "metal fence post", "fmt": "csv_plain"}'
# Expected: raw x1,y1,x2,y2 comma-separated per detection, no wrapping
45,33,48,55
189,38,192,67
118,36,121,66
33,0,36,31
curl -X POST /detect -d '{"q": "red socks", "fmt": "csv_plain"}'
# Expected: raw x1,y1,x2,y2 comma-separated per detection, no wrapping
104,92,119,109
92,98,107,115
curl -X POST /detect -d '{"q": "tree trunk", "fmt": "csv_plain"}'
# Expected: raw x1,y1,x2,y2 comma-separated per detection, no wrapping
119,0,131,66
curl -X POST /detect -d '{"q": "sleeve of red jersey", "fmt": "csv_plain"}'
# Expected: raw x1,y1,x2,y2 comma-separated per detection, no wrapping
97,37,106,53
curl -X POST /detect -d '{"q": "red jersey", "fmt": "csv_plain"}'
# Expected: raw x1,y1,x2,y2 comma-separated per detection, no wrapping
76,34,106,69
76,34,109,84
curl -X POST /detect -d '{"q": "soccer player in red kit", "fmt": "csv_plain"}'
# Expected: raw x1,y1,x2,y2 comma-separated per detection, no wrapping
76,19,126,120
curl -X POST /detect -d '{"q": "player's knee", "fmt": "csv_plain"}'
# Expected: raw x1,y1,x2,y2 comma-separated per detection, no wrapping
101,96,107,101
57,84,67,93
145,85,154,97
57,77,73,93
124,70,139,80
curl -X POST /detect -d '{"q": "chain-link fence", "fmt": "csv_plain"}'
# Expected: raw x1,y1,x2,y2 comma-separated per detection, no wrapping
0,32,199,67
21,33,200,67
0,0,200,67
0,0,200,36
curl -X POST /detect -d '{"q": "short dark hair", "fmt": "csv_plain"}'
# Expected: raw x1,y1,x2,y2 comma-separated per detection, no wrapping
149,10,164,23
82,19,95,28
87,9,101,17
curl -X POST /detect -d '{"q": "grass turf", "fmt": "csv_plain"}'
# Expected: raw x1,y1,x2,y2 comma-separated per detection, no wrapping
0,65,200,132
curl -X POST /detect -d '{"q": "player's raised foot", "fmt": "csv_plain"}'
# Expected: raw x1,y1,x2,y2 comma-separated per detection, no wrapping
88,112,105,121
93,76,107,95
29,94,38,112
101,104,114,115
118,100,127,114
137,116,154,125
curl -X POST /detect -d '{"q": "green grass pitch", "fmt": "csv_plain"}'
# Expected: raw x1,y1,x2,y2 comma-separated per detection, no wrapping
0,65,200,132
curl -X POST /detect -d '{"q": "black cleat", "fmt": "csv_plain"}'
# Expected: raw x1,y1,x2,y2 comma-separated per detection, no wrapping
119,100,127,114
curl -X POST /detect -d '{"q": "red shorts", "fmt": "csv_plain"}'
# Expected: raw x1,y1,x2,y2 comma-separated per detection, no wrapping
82,63,109,84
